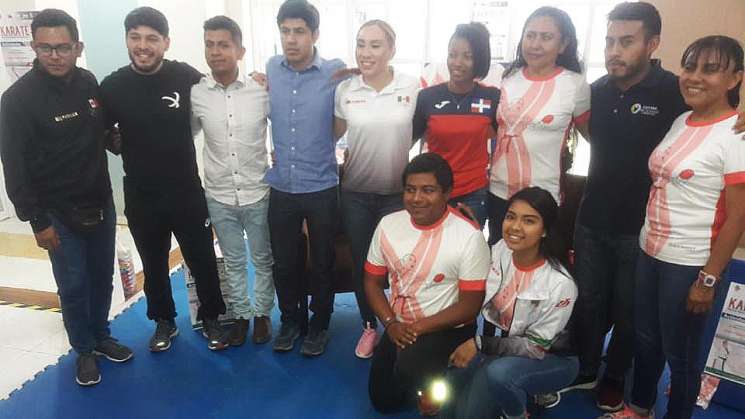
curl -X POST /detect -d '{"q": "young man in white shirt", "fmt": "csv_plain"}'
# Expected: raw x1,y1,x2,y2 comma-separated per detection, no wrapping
191,16,275,346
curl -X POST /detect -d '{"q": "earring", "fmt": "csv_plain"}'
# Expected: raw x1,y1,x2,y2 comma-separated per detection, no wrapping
542,233,547,238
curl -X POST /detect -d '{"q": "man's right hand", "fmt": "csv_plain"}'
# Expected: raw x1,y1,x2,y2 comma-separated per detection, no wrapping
35,226,60,252
387,321,417,349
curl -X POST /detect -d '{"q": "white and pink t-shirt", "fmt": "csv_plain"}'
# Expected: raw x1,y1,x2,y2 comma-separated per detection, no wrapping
364,207,491,323
640,111,745,266
489,67,590,202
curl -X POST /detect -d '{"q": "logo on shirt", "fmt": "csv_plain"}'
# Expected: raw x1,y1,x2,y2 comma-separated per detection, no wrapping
678,169,695,180
204,218,211,228
541,114,554,125
53,112,79,122
162,91,181,109
433,273,445,283
630,103,659,116
397,95,412,104
88,98,99,109
394,253,417,278
555,298,572,308
345,98,367,105
434,100,450,109
471,98,492,114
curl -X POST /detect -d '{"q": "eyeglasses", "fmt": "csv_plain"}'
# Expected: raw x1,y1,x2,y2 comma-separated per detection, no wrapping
35,43,76,57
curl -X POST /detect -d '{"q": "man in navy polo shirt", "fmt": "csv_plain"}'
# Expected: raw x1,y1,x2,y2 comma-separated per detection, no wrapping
567,2,744,413
265,0,345,357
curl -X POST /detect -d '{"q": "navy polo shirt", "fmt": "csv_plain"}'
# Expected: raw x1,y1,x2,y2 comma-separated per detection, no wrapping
577,61,688,235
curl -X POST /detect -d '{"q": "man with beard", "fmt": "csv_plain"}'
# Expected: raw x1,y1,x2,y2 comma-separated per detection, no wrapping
100,7,228,352
567,2,743,413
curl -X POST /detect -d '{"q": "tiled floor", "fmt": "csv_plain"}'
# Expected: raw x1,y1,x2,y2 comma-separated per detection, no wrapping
0,215,150,399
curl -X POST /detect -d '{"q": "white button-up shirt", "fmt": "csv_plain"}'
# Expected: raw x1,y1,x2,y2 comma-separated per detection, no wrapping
191,73,270,206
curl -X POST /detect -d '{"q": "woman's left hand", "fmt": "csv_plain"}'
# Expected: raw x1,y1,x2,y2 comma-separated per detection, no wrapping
449,339,478,368
686,281,716,314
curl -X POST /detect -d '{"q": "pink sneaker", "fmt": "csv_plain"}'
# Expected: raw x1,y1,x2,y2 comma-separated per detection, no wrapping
598,404,654,419
355,323,378,359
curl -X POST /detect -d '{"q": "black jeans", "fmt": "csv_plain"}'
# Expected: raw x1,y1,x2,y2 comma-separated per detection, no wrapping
340,190,403,328
571,223,638,380
369,324,476,413
124,179,226,321
269,187,337,332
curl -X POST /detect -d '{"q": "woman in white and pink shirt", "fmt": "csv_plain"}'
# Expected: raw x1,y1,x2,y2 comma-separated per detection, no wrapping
608,36,745,419
488,6,590,244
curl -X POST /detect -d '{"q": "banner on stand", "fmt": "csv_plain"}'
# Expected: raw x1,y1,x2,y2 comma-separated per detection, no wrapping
705,282,745,385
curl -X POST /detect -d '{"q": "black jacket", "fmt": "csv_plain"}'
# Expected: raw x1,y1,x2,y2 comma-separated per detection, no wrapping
0,61,111,232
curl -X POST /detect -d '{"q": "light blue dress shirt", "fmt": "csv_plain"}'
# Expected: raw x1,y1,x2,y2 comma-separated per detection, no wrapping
264,50,345,193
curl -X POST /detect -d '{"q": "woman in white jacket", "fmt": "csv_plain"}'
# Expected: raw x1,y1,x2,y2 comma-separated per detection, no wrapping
440,186,578,419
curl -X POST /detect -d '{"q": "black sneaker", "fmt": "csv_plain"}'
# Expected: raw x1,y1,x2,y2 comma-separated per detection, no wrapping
273,322,301,352
228,318,250,346
560,373,598,392
300,329,329,357
93,338,134,362
149,319,178,352
75,353,101,386
534,392,561,408
202,318,229,351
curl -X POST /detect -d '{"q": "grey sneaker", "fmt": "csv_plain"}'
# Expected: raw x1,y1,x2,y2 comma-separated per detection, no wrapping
93,338,133,362
300,329,329,357
202,318,230,351
75,353,101,386
149,319,178,352
273,322,301,352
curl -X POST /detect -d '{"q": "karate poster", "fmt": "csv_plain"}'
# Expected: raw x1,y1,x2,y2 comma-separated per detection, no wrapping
705,282,745,385
0,10,37,82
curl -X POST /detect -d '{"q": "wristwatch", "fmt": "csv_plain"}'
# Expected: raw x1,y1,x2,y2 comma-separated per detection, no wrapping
698,270,719,288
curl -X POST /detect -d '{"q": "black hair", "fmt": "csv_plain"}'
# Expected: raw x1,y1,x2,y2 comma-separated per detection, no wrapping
681,36,744,108
31,8,79,42
204,15,243,46
402,153,453,193
505,187,569,274
125,7,169,37
276,0,320,33
608,1,661,40
450,22,491,80
503,6,581,78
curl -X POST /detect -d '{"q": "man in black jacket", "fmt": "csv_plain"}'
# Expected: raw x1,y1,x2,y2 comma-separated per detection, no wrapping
0,9,132,386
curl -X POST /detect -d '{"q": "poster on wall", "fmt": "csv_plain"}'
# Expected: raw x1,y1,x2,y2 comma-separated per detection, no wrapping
705,282,745,385
0,10,38,83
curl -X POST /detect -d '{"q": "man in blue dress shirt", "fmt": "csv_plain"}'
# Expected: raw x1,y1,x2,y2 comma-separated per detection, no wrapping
265,0,345,356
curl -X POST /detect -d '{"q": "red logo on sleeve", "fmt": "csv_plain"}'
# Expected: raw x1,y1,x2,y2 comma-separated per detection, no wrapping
555,298,571,308
433,273,445,283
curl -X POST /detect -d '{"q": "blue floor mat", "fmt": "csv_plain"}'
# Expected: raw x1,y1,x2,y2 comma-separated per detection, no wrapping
1,269,743,419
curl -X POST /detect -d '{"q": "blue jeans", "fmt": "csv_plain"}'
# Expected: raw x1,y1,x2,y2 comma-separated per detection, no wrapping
340,190,403,327
48,199,116,354
572,223,638,380
206,194,275,319
440,353,579,418
631,252,721,419
449,187,488,228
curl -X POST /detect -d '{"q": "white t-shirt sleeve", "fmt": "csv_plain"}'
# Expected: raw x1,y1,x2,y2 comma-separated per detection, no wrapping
364,223,388,276
334,81,347,119
724,132,745,185
572,77,591,122
457,231,490,291
524,274,577,349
